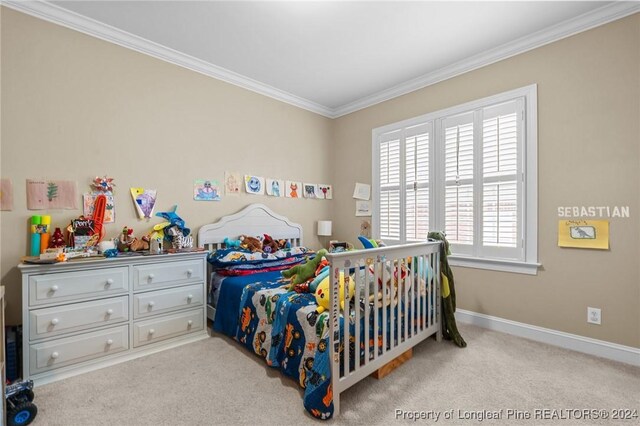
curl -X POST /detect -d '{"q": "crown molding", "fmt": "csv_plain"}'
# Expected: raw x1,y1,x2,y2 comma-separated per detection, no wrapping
1,0,334,118
3,1,638,119
332,1,640,118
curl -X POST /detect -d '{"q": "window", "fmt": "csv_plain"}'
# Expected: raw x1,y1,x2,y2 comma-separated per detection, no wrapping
372,85,538,274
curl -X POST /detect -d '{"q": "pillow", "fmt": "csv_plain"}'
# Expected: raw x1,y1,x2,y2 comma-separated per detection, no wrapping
358,235,378,249
208,246,311,269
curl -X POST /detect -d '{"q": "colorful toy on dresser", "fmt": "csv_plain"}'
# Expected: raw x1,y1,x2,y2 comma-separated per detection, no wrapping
29,215,51,256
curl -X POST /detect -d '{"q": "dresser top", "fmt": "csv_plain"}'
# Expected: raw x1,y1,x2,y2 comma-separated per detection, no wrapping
19,250,208,273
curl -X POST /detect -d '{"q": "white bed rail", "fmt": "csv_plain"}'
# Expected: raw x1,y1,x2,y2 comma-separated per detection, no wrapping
325,241,441,415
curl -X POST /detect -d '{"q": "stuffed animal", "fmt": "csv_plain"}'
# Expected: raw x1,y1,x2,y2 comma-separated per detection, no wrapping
224,237,241,248
239,235,263,252
282,249,327,288
130,236,150,252
117,227,135,252
167,225,194,250
276,239,291,250
314,272,355,313
262,234,279,254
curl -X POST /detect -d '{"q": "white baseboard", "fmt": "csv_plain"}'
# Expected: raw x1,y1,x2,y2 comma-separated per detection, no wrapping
455,309,640,367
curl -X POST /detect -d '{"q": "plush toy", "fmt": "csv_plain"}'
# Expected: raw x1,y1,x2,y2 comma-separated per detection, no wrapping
154,205,191,244
224,237,241,248
282,249,327,287
117,227,135,252
276,239,291,250
130,235,150,252
239,235,263,252
314,272,355,313
262,234,279,254
167,225,194,250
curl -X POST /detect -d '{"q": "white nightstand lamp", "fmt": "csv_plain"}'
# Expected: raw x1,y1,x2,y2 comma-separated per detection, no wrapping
317,220,332,248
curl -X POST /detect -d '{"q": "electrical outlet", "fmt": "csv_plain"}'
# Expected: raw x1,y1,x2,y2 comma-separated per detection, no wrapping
587,307,601,325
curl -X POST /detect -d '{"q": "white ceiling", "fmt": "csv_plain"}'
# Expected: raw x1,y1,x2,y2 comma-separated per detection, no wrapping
13,1,638,116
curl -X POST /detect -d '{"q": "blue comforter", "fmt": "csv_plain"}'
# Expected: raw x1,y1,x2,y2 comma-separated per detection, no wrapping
213,271,336,419
212,271,428,420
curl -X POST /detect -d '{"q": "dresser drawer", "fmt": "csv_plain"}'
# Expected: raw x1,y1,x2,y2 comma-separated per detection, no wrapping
133,284,204,319
29,296,129,340
133,309,203,347
29,267,129,306
133,259,204,291
30,325,129,374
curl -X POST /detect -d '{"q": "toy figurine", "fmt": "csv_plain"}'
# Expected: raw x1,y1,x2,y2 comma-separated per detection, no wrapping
49,227,65,248
117,227,134,252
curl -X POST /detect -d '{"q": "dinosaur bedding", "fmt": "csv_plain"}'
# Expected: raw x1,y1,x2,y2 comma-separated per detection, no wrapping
208,248,432,420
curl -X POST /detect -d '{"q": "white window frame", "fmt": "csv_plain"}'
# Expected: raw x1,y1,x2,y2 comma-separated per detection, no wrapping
372,84,539,275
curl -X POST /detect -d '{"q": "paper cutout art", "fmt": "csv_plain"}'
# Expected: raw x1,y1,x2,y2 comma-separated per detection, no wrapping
194,180,221,201
225,172,242,195
27,179,78,210
355,200,372,216
0,178,13,211
244,175,265,195
303,183,317,199
91,176,115,192
317,184,333,200
83,193,115,223
353,182,371,200
130,188,157,219
265,178,284,197
286,181,302,198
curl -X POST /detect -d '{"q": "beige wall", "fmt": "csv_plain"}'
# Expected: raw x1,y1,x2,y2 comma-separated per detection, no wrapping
2,8,639,348
0,8,333,324
333,14,640,348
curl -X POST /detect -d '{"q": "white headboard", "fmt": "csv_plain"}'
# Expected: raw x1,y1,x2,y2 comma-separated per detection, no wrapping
197,203,304,252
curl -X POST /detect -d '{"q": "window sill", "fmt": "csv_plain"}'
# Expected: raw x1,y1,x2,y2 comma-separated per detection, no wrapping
448,255,540,275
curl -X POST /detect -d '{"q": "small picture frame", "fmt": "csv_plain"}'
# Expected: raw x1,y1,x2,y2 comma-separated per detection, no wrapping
329,240,349,253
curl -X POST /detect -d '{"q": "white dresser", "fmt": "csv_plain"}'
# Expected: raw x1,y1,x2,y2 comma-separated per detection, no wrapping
19,252,208,385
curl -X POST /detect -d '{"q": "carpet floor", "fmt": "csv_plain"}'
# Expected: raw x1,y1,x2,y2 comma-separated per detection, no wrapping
30,324,639,425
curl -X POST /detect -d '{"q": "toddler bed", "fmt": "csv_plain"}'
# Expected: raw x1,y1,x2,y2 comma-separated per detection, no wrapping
198,204,442,419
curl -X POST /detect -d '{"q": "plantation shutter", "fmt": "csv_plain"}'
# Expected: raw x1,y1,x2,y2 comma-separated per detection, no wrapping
480,99,524,259
378,131,401,242
443,112,474,254
405,123,431,241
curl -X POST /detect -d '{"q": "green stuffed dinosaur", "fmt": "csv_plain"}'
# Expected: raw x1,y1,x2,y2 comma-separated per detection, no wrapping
428,231,466,348
282,249,328,290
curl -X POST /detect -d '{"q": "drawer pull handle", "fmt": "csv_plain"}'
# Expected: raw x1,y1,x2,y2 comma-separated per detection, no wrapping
106,339,114,346
186,269,193,276
106,309,114,315
148,301,155,308
106,278,114,286
149,329,155,335
187,320,193,326
51,352,59,360
187,294,193,300
50,318,59,326
50,285,59,292
148,274,155,281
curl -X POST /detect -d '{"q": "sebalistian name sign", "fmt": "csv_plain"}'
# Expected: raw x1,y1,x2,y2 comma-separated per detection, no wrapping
557,206,630,218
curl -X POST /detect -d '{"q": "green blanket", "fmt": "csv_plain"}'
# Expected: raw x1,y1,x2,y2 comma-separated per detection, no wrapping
428,231,466,348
